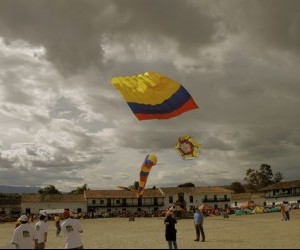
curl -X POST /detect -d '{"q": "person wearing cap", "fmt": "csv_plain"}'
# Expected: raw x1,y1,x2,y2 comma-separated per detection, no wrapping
164,210,178,249
11,214,37,249
61,210,84,249
35,214,48,249
193,206,205,242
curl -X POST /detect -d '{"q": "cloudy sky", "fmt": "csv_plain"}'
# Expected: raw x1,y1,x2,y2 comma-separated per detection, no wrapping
0,0,299,192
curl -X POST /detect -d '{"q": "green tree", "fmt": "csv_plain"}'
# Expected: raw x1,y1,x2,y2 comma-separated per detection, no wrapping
128,181,139,190
273,171,284,183
230,181,246,193
69,184,89,195
244,164,284,190
38,185,61,195
177,182,195,187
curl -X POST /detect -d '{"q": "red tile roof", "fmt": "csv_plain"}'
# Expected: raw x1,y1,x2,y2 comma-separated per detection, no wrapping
160,186,234,195
259,180,300,191
22,194,86,202
231,193,264,200
84,189,164,199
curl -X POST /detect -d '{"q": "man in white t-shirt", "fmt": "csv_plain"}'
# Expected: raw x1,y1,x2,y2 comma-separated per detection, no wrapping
35,214,48,249
11,214,37,249
61,210,83,249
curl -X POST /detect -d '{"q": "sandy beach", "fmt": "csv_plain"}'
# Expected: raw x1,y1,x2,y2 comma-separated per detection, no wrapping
1,209,300,249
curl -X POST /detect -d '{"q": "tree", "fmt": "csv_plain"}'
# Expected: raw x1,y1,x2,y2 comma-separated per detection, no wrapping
273,171,284,183
38,185,61,195
69,184,89,195
177,182,195,187
244,164,284,191
230,181,246,193
128,181,139,190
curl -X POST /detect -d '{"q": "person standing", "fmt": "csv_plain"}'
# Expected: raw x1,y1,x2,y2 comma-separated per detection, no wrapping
61,210,84,249
54,214,62,236
284,203,290,221
194,207,205,242
35,214,48,249
11,215,37,249
164,211,178,249
280,203,287,221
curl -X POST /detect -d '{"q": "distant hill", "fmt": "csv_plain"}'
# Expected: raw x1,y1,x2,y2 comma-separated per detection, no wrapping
0,185,40,194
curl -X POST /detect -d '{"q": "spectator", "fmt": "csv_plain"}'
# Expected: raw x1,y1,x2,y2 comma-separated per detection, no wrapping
11,215,37,249
35,214,48,249
61,210,84,249
193,207,205,242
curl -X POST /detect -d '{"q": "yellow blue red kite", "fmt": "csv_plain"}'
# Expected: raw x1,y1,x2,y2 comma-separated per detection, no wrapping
111,72,199,120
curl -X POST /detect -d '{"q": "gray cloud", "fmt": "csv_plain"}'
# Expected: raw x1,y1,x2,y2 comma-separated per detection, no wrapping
0,0,300,191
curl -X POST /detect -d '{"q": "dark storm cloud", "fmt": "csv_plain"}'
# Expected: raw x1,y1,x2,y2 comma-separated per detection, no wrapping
0,0,222,76
221,0,300,54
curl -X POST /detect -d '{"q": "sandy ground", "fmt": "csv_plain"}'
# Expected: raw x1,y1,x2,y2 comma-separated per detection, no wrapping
1,209,300,249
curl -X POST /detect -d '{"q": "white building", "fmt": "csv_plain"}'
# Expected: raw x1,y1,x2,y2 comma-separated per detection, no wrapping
259,180,300,205
84,189,165,214
160,186,233,211
21,194,87,215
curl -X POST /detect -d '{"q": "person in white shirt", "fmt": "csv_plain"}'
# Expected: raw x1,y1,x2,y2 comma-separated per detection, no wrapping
61,210,83,249
11,214,37,249
35,214,48,249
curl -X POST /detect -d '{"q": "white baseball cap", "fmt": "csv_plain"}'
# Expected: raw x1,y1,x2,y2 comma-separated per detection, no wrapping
19,215,28,222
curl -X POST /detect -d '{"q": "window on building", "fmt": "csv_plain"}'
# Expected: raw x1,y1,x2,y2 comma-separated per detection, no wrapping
100,200,104,205
214,195,217,201
92,199,96,205
77,208,82,213
169,196,173,204
190,196,193,203
26,208,31,214
178,192,184,202
116,199,120,204
224,195,227,200
204,195,207,200
235,201,237,206
214,204,218,209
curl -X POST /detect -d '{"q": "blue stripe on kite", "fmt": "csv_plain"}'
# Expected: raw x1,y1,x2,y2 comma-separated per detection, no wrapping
127,85,192,114
140,171,150,177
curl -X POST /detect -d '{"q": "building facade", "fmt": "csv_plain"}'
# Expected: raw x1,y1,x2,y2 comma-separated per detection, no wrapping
21,194,87,214
16,186,234,216
259,180,300,205
0,193,21,215
84,189,165,214
160,186,233,211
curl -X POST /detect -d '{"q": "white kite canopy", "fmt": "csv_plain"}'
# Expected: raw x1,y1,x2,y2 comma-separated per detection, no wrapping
39,209,64,215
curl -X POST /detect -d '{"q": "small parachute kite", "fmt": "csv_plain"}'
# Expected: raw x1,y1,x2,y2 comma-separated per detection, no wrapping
175,135,200,160
111,72,199,120
117,154,157,197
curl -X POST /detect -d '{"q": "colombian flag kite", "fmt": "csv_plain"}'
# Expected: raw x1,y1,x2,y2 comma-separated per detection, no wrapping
111,72,199,120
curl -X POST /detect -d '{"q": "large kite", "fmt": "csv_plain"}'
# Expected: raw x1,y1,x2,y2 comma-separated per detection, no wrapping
175,135,200,160
117,154,157,197
111,72,199,120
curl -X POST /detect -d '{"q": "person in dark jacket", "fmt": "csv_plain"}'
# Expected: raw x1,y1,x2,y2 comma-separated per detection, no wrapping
164,211,178,249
